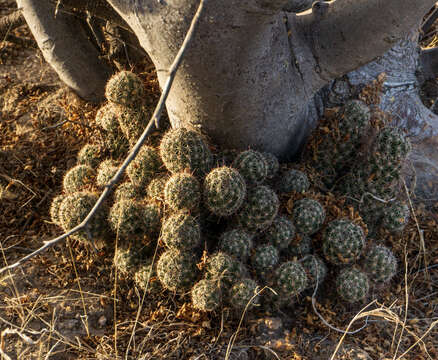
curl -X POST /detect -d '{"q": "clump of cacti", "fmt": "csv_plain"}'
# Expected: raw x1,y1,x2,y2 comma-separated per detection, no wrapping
160,128,213,176
219,229,253,261
323,219,365,265
229,278,259,310
292,198,325,235
77,144,103,168
382,201,410,233
203,167,246,216
147,175,168,201
105,70,145,106
157,249,198,292
336,268,369,303
109,199,160,240
63,164,96,193
232,150,267,185
96,159,119,187
262,152,279,179
237,185,279,232
287,234,312,257
191,279,222,312
301,255,328,289
363,245,397,282
205,252,241,287
127,146,162,188
275,261,308,299
263,216,296,250
50,194,64,225
277,169,310,194
58,192,107,242
160,212,201,250
252,245,279,278
164,172,201,212
114,182,139,202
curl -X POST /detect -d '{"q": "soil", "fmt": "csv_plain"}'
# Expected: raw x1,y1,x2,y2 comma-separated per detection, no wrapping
0,1,437,359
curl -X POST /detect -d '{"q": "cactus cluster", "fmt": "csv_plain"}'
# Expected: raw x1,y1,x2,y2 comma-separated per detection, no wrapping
232,150,267,185
277,169,310,194
164,172,201,212
203,167,246,216
292,198,325,235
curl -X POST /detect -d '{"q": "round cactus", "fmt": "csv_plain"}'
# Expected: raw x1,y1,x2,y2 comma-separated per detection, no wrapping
275,261,308,298
191,279,221,312
160,128,213,176
219,229,253,261
147,175,169,201
114,245,143,274
164,172,201,212
237,185,279,232
336,268,369,303
232,150,267,185
96,159,118,187
109,199,161,240
252,245,279,277
382,201,410,233
262,152,280,180
59,192,107,242
95,103,120,133
157,249,199,292
373,127,411,163
105,70,144,106
134,262,161,293
50,194,64,225
263,216,296,250
287,234,312,257
229,278,259,310
292,198,325,235
323,219,365,265
118,107,149,146
203,167,246,216
63,164,96,193
77,144,103,168
127,145,162,188
300,255,328,289
160,212,201,250
205,252,241,287
277,169,310,194
114,182,139,203
363,245,397,282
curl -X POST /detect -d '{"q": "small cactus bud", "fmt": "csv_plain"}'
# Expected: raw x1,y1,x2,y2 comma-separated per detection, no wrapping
292,198,325,235
160,212,201,250
229,278,259,310
147,175,169,201
363,245,397,282
263,216,296,250
300,255,327,289
275,261,308,298
205,252,242,288
114,182,139,203
262,152,280,179
164,172,201,212
77,144,103,168
157,249,198,292
232,150,267,185
252,245,279,278
63,164,96,194
382,201,409,233
277,169,310,194
96,159,118,188
287,234,312,257
50,194,64,225
219,229,253,261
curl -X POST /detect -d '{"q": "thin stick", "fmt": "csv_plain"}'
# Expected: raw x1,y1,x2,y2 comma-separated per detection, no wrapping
0,0,205,276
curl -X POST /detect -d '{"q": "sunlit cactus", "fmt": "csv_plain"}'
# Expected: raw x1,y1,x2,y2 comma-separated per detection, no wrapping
96,159,118,188
191,279,221,312
126,145,162,188
105,70,145,106
160,212,201,250
63,164,95,193
164,172,201,212
77,144,103,168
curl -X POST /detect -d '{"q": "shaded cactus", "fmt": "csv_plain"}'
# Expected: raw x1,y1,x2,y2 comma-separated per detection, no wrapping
160,212,201,250
95,102,120,133
262,152,280,179
59,192,107,243
114,182,138,202
300,255,327,289
322,219,365,265
134,261,161,293
160,128,213,176
164,172,201,212
336,268,369,303
63,164,95,193
292,198,325,235
157,249,198,292
363,245,397,282
229,278,259,310
191,279,221,312
252,245,279,277
205,252,241,287
277,169,310,194
96,159,118,187
114,245,143,274
275,261,308,298
219,229,253,261
50,194,64,225
127,145,162,188
382,201,410,233
232,150,267,185
263,216,296,250
203,166,246,216
287,234,312,257
147,175,169,201
118,107,149,146
237,185,279,232
77,144,103,168
109,199,161,240
105,70,144,106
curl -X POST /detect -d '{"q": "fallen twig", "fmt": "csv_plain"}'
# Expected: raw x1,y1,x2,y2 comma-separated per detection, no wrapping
0,0,206,276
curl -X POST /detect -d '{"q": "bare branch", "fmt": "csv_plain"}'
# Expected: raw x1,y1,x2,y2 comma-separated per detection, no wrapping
0,10,25,41
0,0,206,276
